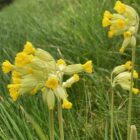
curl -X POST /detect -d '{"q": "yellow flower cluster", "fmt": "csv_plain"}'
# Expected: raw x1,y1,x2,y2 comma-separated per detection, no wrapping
102,1,139,53
112,62,139,94
2,42,93,109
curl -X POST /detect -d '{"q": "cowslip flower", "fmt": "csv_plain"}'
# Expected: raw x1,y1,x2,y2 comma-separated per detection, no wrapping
2,41,93,110
112,61,132,75
111,63,139,94
102,1,139,53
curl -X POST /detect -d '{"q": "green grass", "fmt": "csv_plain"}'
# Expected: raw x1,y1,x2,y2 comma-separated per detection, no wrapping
0,0,140,139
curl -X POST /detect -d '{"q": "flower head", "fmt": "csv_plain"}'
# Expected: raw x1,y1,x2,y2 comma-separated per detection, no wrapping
112,63,139,94
103,1,139,52
2,42,93,110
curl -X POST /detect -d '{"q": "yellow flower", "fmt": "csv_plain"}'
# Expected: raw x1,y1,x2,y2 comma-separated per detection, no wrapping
7,84,20,101
119,47,125,54
23,41,36,54
57,59,66,66
9,91,19,101
104,10,112,19
2,60,14,73
123,31,132,38
124,61,132,70
12,71,21,78
15,52,33,67
108,29,116,38
133,70,138,79
46,76,59,89
102,17,111,27
114,1,126,14
62,99,72,109
12,77,21,84
83,61,93,73
116,19,125,29
73,74,80,82
132,88,139,94
63,74,80,88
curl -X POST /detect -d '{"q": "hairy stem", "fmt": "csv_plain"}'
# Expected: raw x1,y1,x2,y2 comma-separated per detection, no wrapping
110,89,114,140
58,100,64,140
127,46,136,140
49,110,54,140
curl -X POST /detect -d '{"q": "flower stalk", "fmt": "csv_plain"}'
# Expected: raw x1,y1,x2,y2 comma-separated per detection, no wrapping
57,100,64,140
127,46,136,140
110,88,114,140
49,110,54,140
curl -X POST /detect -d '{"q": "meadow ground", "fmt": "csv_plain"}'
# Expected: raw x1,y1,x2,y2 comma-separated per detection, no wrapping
0,0,140,139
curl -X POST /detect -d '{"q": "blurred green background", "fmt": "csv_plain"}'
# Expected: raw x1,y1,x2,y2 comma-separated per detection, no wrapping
0,0,140,139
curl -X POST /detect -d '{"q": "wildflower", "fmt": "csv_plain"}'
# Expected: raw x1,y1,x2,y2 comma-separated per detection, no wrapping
104,10,112,19
62,99,72,109
23,41,36,54
114,1,126,14
7,84,21,101
102,1,139,52
2,60,14,73
57,59,66,71
46,76,59,90
112,64,139,94
63,74,80,88
2,42,93,109
102,17,111,27
57,59,66,66
112,61,131,75
15,52,33,67
132,88,139,94
83,60,93,73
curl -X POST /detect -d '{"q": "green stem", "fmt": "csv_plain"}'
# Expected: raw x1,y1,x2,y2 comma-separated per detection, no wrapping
127,46,136,140
110,89,114,140
49,110,54,140
57,100,64,140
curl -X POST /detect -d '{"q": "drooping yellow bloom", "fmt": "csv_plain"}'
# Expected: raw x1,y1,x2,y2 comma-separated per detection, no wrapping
108,29,116,38
104,10,112,19
2,42,93,108
12,71,21,78
62,99,72,109
46,76,59,89
133,70,138,79
12,77,21,84
114,1,126,14
83,61,93,73
102,17,111,27
73,74,80,82
2,60,14,73
116,19,125,29
123,31,132,38
103,1,139,53
57,59,66,66
132,88,139,94
124,61,132,70
15,52,33,67
23,41,36,54
63,74,80,88
7,84,21,101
